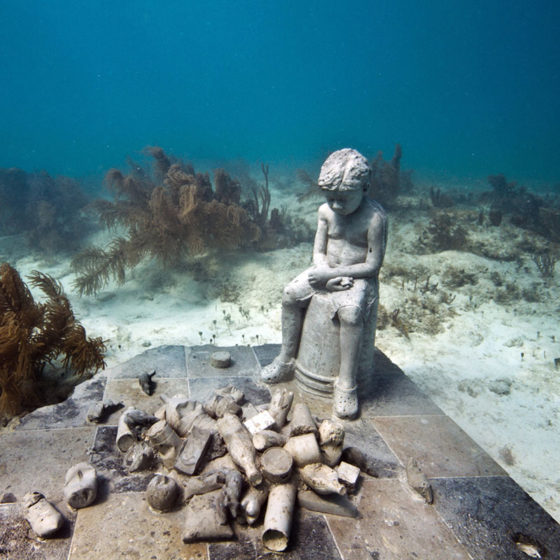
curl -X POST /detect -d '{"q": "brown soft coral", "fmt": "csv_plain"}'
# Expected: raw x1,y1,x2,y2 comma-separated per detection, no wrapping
0,263,105,421
72,149,263,295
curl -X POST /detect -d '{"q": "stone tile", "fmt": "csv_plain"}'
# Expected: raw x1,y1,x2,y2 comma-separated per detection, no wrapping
328,478,471,560
208,510,341,559
360,352,443,416
252,347,441,419
107,345,187,379
68,491,207,560
16,376,106,430
373,415,506,478
209,535,256,560
342,416,401,478
0,503,73,560
252,344,281,368
188,376,270,406
88,426,152,493
265,511,342,560
361,370,443,416
432,476,560,560
290,387,334,421
4,344,557,560
187,345,260,378
0,427,95,502
102,378,190,424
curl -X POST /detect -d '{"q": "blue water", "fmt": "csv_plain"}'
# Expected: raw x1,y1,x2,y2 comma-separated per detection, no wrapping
1,0,559,187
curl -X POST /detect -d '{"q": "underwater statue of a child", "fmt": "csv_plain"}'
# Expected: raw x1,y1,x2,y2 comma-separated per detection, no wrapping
261,148,387,419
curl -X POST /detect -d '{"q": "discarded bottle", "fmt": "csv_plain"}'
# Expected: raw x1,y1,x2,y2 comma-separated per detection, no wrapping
217,413,262,486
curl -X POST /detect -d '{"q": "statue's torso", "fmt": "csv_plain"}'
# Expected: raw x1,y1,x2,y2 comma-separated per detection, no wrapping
323,199,385,268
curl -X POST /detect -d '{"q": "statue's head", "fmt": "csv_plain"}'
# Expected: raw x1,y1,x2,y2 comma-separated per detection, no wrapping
318,149,370,216
318,148,370,192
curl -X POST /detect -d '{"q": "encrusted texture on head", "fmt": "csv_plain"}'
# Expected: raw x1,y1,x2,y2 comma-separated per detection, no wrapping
318,148,370,192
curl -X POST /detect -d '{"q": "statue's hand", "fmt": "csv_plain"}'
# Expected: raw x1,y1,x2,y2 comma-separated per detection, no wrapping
326,276,353,292
308,266,333,288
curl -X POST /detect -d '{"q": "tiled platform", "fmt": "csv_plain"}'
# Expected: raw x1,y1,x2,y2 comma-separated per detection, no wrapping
1,344,559,559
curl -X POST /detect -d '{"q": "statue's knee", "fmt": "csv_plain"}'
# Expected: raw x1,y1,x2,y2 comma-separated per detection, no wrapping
338,305,363,327
282,286,298,307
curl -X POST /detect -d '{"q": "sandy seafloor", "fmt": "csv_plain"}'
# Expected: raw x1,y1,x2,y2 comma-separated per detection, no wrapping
1,178,559,524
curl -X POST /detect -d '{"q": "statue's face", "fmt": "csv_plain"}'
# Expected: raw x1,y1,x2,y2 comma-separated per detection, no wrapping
325,188,364,216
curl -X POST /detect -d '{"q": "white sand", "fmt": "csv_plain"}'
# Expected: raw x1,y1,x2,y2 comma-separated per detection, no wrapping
2,186,559,523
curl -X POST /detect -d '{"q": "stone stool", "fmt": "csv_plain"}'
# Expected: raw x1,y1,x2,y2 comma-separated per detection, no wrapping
294,291,378,396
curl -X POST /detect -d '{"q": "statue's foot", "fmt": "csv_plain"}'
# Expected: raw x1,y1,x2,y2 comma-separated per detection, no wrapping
333,382,359,419
261,358,293,384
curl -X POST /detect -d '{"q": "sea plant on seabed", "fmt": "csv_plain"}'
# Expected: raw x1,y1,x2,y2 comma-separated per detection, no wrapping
71,147,303,296
532,249,558,280
0,263,106,422
485,173,560,241
369,143,414,208
0,168,93,255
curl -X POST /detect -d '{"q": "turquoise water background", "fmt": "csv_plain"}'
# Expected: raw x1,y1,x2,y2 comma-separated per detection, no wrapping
1,0,559,187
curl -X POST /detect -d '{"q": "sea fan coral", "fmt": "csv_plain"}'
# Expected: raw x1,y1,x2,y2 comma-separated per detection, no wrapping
0,263,105,421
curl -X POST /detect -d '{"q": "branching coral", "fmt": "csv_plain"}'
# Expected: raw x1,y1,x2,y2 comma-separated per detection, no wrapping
248,164,271,228
378,263,459,337
490,175,541,229
0,168,92,254
417,211,468,252
0,168,29,234
214,168,242,206
488,174,518,200
540,207,560,242
442,266,478,289
369,144,414,207
72,149,292,295
484,174,560,239
295,168,319,202
0,263,105,421
429,187,454,209
532,250,557,279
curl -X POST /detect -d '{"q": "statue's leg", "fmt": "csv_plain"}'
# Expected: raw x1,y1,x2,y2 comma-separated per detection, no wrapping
333,305,363,419
277,290,306,361
261,278,310,383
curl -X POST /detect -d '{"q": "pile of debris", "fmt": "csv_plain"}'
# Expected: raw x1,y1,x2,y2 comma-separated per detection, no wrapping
18,375,436,551
17,384,364,551
115,385,361,551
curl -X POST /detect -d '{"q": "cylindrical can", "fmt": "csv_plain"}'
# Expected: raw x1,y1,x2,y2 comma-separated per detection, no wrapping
262,482,297,552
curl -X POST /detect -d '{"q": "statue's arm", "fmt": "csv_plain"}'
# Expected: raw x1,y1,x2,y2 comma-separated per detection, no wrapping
362,212,386,276
312,205,329,267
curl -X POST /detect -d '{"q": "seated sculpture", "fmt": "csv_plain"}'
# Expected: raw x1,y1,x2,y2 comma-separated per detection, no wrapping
261,148,387,419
